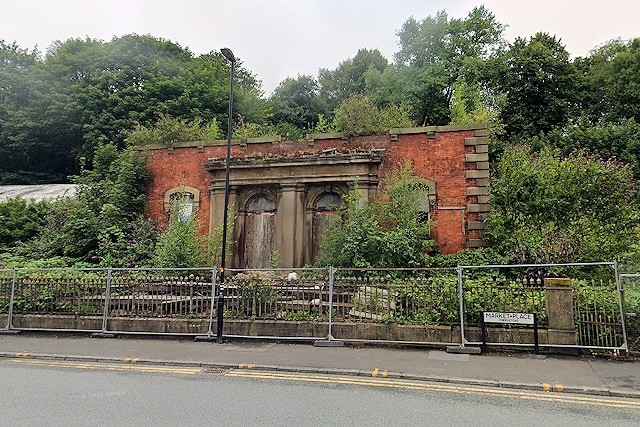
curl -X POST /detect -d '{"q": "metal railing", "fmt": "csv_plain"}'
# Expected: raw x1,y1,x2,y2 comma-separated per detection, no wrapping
0,263,633,354
332,268,459,325
459,262,626,352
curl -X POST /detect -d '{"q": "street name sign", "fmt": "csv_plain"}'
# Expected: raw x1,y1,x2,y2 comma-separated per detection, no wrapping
482,312,535,325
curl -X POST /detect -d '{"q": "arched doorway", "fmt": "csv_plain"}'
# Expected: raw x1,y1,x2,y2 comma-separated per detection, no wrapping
312,192,344,261
243,194,276,268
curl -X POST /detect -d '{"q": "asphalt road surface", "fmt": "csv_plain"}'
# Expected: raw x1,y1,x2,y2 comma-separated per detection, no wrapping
1,359,638,426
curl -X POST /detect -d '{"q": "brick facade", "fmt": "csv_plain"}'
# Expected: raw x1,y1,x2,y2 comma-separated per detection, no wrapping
139,124,490,267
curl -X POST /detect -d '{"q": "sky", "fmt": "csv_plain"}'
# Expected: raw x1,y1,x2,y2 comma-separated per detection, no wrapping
2,0,639,95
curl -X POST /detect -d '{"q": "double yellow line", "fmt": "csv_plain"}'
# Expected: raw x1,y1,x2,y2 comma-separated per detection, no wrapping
3,357,639,410
225,370,640,410
2,358,201,375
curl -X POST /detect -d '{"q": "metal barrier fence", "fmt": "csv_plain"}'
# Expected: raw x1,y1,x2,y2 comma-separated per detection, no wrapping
332,268,459,324
619,274,640,353
459,262,627,352
12,268,108,318
1,269,13,330
0,264,634,353
107,269,215,319
2,267,218,335
223,268,330,340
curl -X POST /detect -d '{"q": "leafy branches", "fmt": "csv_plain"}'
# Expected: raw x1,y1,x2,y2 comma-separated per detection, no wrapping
485,145,639,263
318,165,435,268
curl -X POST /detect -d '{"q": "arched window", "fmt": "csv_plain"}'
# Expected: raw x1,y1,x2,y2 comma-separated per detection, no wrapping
314,193,343,212
163,185,201,222
247,195,276,213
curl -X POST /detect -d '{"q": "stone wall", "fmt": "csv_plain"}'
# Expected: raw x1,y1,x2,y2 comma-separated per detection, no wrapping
5,314,548,346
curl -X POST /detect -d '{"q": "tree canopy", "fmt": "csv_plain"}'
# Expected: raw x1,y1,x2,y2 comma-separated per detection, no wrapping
3,6,640,267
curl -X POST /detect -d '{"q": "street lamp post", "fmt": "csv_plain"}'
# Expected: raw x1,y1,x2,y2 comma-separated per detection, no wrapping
217,47,235,344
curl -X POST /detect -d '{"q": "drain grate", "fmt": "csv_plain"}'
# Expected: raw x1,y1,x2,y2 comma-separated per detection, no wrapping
201,366,231,374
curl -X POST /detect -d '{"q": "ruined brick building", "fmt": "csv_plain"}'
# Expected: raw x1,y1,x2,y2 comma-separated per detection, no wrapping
139,124,490,268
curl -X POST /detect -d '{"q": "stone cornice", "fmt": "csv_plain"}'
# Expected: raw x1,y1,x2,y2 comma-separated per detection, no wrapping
205,150,385,171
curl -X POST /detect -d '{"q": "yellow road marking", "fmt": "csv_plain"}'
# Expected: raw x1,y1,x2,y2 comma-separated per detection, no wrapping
225,370,640,410
1,358,201,375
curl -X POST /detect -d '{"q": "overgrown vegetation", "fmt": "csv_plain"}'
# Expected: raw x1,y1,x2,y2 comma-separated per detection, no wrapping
317,165,435,268
485,145,640,264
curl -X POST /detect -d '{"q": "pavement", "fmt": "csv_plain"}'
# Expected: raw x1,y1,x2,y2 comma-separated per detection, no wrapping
1,332,639,399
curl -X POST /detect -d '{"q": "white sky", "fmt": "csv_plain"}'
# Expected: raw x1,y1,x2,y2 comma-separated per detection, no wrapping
2,0,639,95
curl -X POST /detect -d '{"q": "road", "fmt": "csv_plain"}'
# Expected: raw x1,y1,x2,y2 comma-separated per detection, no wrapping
1,359,638,426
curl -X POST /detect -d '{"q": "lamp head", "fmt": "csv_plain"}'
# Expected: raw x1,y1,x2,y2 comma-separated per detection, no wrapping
221,48,236,63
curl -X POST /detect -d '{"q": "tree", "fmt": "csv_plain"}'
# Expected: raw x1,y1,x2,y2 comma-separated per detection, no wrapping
269,74,328,130
0,198,50,249
14,144,153,262
579,38,640,124
0,35,266,183
491,33,579,141
333,95,414,137
532,118,640,179
152,200,235,268
332,95,380,137
392,6,505,125
125,114,222,147
152,210,209,268
318,48,389,113
484,145,639,264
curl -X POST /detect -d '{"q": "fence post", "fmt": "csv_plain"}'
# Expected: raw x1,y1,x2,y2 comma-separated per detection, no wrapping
215,268,225,344
457,266,466,347
2,268,19,333
614,262,628,354
195,268,218,342
328,266,335,340
91,268,116,338
314,266,343,347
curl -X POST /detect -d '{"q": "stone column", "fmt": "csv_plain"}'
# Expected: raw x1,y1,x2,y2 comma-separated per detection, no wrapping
348,181,370,206
209,186,238,266
544,278,577,347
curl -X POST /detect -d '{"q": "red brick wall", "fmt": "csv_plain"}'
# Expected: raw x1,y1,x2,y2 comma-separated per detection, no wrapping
381,131,475,253
143,128,482,254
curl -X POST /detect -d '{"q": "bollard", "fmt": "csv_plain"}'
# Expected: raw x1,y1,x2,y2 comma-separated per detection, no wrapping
216,289,224,344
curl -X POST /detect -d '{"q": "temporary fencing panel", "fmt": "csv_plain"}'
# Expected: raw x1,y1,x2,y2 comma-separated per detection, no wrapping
1,263,631,352
222,268,331,340
619,274,640,353
0,269,13,330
